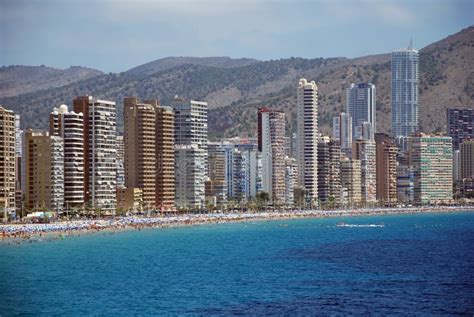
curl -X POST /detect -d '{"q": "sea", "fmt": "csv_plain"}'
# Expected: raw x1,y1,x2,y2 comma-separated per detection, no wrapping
1,211,474,315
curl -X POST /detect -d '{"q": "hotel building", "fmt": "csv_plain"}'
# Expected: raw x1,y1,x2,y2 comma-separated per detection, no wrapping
353,139,377,204
375,133,398,205
347,83,376,140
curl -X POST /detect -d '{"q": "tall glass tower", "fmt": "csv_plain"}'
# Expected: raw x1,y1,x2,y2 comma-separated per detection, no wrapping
391,40,419,137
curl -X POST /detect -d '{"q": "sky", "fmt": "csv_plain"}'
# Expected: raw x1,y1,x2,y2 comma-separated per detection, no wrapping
0,0,472,73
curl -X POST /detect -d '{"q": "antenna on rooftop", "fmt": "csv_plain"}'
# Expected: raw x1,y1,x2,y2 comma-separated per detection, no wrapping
408,37,413,50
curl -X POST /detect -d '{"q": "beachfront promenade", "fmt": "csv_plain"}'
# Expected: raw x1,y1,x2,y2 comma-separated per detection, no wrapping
1,206,472,240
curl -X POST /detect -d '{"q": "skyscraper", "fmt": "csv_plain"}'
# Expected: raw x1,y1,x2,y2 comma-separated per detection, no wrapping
155,105,175,211
347,83,376,140
0,106,16,217
173,98,208,209
50,104,85,209
207,142,228,205
258,107,286,204
447,108,473,150
73,96,116,212
409,134,453,204
459,140,474,180
391,41,419,137
296,78,318,205
332,112,352,157
375,133,398,205
124,97,157,209
175,145,206,209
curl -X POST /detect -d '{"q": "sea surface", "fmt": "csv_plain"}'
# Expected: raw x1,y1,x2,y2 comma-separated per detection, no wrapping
1,211,474,315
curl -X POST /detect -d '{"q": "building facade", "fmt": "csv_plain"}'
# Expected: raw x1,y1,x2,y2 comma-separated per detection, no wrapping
175,145,206,209
155,106,175,211
73,96,117,212
258,108,286,204
332,112,352,157
375,133,398,205
409,134,453,204
447,108,473,150
340,157,362,206
50,105,85,209
347,83,376,140
296,78,319,205
0,106,16,216
124,97,157,209
391,42,419,137
318,136,341,206
22,130,64,213
353,139,377,204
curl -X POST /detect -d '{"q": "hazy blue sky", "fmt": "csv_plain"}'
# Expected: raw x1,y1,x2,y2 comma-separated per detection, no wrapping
1,0,472,72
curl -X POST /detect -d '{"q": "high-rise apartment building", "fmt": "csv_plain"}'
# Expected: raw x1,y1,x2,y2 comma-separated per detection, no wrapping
175,145,206,209
285,156,298,205
318,136,341,205
353,139,377,204
296,78,318,205
73,96,116,212
258,108,286,204
116,135,125,188
233,143,261,202
333,112,352,157
50,105,85,209
22,130,64,212
375,133,398,205
340,157,362,206
391,42,419,137
447,108,473,150
459,140,474,180
409,134,453,204
124,97,156,209
155,106,175,211
347,83,376,140
0,106,16,216
173,98,207,209
207,143,228,205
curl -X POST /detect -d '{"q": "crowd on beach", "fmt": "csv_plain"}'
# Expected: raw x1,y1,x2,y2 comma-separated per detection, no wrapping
1,206,472,242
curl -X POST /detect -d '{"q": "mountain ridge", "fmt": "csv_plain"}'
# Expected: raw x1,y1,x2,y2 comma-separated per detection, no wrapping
0,26,472,138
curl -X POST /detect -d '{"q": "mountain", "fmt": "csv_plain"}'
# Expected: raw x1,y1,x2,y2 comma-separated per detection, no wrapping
0,27,472,138
125,56,259,76
0,65,103,98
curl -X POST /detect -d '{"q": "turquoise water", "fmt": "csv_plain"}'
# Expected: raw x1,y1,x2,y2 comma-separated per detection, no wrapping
1,212,474,315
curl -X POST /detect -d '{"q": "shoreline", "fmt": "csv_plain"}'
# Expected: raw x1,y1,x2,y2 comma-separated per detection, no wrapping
1,206,473,243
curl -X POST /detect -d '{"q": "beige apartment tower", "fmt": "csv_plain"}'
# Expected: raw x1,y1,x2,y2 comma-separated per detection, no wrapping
340,157,362,206
155,105,175,211
124,97,157,209
0,106,16,216
22,130,64,212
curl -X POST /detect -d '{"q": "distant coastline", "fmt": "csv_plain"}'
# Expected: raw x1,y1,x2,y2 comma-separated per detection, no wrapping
1,206,473,243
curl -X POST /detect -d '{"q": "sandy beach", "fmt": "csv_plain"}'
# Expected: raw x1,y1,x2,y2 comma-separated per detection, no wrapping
1,206,473,243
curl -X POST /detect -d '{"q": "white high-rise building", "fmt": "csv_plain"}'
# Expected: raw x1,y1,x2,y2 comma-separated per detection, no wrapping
391,41,419,137
333,112,352,157
353,139,377,204
175,145,206,209
297,78,318,205
50,105,85,208
73,96,116,212
347,83,376,140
